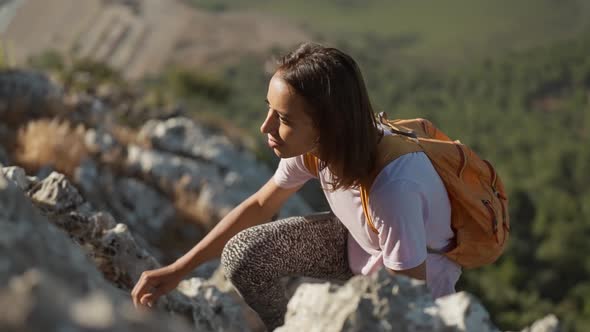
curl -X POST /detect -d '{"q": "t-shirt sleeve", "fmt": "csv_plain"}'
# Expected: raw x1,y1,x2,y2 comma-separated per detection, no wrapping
272,155,317,189
370,179,428,271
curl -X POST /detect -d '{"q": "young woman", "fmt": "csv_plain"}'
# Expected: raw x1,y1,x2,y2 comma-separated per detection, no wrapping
131,42,461,331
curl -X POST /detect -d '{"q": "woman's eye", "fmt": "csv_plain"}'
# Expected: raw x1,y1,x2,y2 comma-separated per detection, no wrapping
267,107,289,124
276,113,288,124
280,117,292,126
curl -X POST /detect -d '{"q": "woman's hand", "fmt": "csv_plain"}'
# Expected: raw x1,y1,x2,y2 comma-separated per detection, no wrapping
131,263,186,309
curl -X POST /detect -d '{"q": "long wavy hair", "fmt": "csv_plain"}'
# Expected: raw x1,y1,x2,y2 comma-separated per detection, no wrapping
276,42,382,191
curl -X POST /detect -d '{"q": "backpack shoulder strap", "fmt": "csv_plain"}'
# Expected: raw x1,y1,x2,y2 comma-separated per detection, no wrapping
360,135,423,234
302,135,425,236
378,112,452,142
303,153,320,177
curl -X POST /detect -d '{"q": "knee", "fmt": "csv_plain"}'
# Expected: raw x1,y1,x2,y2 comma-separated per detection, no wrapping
220,227,258,282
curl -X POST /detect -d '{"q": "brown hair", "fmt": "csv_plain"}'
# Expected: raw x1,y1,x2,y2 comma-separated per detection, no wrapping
276,42,382,191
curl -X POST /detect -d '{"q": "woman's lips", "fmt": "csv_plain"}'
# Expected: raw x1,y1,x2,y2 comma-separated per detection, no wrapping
268,136,281,148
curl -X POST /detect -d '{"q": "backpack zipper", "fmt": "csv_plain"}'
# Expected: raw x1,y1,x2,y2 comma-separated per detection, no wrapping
482,199,500,244
483,159,509,244
483,160,497,189
455,144,467,180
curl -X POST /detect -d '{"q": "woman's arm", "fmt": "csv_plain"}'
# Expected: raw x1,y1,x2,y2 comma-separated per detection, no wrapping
131,177,303,307
174,177,303,274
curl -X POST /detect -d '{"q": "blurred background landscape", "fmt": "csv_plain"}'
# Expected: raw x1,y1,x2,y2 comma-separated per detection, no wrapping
1,0,589,330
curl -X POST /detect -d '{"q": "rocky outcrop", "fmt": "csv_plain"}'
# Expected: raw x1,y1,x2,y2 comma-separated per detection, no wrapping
0,69,312,264
276,270,561,332
134,117,311,224
79,114,312,228
520,315,560,332
276,269,497,332
0,165,559,331
74,115,312,262
0,268,195,332
0,166,256,331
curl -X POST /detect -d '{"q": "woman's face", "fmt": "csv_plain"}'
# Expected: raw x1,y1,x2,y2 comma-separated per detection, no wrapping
260,72,319,158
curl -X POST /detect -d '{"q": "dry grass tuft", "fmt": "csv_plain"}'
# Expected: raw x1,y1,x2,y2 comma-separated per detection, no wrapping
110,124,144,147
13,118,89,177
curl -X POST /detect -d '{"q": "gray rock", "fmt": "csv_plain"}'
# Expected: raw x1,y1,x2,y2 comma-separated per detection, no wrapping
0,268,195,332
138,117,267,194
177,277,257,332
194,179,248,223
126,144,219,192
69,116,311,233
276,269,500,332
139,117,235,167
125,144,251,227
72,158,204,263
436,292,499,332
520,314,560,332
0,168,253,331
134,117,312,222
27,171,85,213
0,69,63,122
74,158,101,196
116,177,176,232
85,127,118,154
1,166,31,190
0,171,97,289
76,168,177,242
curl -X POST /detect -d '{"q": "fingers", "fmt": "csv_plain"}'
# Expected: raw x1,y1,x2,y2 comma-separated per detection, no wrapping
131,268,179,310
131,271,153,308
139,288,165,308
140,293,154,308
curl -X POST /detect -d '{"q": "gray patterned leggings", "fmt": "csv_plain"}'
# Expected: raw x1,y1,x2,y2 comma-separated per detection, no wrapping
220,211,354,331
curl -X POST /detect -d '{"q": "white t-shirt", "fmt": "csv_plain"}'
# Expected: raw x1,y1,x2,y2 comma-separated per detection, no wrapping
273,133,462,299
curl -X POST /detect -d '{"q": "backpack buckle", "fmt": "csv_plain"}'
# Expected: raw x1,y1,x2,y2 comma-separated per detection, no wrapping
377,112,419,141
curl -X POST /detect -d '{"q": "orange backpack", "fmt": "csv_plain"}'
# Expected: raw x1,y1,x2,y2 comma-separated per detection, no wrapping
303,113,510,269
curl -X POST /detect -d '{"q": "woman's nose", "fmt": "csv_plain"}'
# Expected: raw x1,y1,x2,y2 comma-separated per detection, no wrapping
260,109,278,134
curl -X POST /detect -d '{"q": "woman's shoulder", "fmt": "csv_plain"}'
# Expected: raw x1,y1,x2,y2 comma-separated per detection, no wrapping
372,151,432,188
369,150,449,210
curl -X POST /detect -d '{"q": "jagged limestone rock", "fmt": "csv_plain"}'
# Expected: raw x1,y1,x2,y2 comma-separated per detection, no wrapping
0,268,194,332
276,269,499,332
1,166,33,190
28,171,85,213
520,314,560,332
0,167,253,331
136,117,312,220
436,292,499,332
